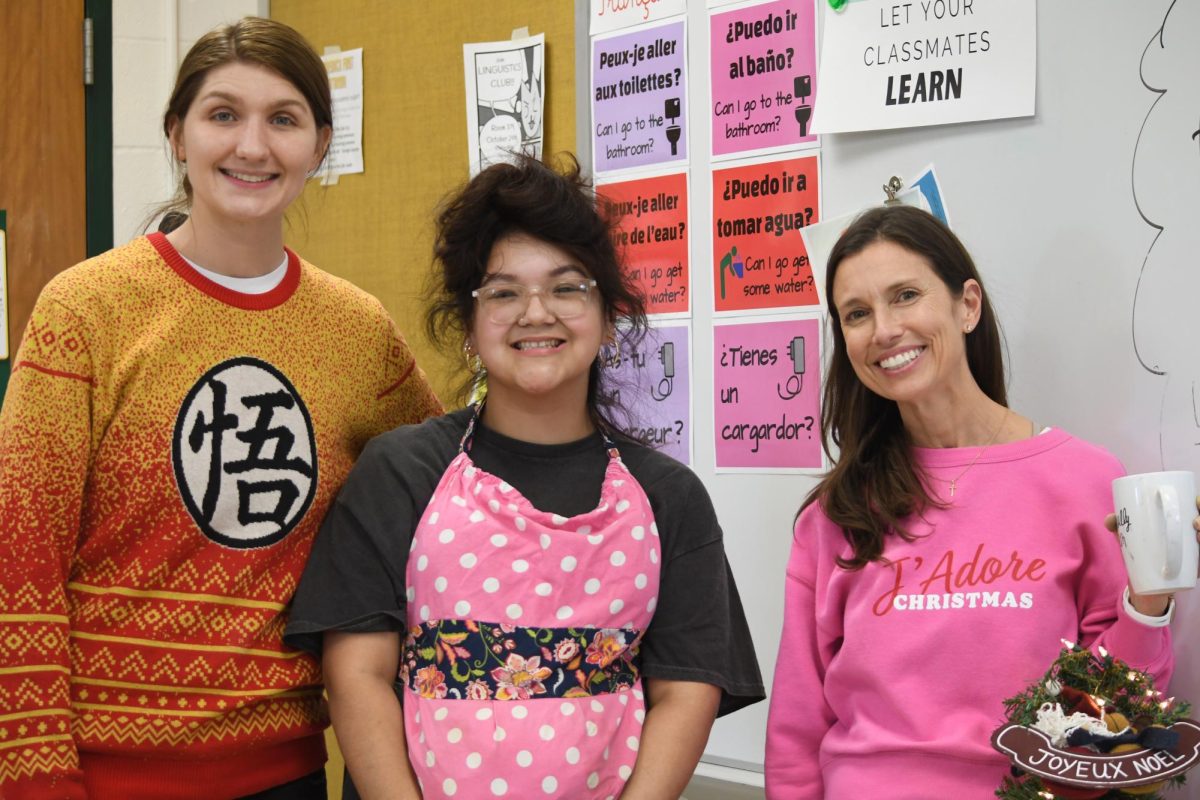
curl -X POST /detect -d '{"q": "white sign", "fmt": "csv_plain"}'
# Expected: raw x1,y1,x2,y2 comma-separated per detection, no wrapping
0,228,8,360
320,48,365,179
589,0,687,35
464,34,545,176
812,0,1036,134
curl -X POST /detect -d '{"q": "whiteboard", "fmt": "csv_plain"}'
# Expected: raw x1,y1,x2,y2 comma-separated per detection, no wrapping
577,0,1200,789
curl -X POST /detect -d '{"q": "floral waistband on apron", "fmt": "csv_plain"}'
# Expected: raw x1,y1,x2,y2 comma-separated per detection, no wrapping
403,619,642,701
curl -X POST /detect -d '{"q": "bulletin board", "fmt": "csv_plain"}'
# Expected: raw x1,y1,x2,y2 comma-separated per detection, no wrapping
271,0,578,403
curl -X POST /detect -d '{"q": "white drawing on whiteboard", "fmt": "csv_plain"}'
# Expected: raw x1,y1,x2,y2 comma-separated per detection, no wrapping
1131,0,1200,467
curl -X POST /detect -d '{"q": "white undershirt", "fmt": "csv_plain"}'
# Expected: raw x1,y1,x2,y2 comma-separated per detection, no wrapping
181,252,289,295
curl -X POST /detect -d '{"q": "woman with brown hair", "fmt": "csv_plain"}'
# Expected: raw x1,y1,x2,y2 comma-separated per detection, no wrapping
764,205,1175,798
0,18,440,799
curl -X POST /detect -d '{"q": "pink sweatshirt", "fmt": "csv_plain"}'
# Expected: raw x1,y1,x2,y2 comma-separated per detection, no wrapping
764,429,1174,799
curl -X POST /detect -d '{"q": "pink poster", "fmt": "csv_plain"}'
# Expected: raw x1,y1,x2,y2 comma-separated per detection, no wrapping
710,0,818,159
714,316,822,470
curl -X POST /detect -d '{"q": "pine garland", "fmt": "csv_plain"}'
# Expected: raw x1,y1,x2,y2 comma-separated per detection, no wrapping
995,643,1190,800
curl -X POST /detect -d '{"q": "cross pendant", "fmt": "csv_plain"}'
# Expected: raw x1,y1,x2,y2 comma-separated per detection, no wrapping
949,480,957,497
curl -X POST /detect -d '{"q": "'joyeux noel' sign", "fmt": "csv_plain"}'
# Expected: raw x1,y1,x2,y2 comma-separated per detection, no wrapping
991,722,1200,790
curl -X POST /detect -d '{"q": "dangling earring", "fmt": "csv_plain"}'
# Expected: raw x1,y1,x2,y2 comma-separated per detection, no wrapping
464,341,487,405
599,337,622,367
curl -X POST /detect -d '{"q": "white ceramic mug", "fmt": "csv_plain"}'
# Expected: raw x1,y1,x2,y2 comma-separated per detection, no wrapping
1112,471,1199,596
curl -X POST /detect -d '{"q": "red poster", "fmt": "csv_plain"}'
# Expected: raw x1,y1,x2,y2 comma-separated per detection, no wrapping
711,154,820,313
597,171,690,316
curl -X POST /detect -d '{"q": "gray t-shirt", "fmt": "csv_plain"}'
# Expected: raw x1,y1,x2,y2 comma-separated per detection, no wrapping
286,408,765,716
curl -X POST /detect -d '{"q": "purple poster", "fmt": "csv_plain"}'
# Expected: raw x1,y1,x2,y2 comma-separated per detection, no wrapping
592,19,688,174
603,324,691,465
710,0,818,159
714,316,822,471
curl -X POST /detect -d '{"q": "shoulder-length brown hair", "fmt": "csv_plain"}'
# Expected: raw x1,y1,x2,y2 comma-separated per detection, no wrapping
805,205,1007,569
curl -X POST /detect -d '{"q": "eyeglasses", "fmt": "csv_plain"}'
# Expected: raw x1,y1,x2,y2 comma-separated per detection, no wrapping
471,279,598,325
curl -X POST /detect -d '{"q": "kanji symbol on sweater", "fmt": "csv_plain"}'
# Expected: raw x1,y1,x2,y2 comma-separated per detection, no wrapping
173,356,317,548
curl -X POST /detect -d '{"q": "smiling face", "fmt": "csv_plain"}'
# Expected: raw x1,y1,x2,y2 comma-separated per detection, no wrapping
469,233,609,410
168,61,330,233
832,239,981,410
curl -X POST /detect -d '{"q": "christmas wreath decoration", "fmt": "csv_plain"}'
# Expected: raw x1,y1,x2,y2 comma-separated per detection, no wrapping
992,642,1199,800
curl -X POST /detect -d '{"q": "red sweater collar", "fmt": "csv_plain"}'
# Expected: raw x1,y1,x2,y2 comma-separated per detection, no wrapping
148,231,301,310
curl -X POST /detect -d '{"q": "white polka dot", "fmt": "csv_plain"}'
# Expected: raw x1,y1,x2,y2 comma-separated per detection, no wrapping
515,516,526,531
498,481,514,493
603,746,610,759
578,525,592,535
512,559,529,573
610,599,624,614
535,582,553,596
488,499,501,512
506,603,523,619
590,699,604,713
418,731,425,744
491,534,508,547
455,600,471,616
560,556,577,572
539,724,556,741
420,605,430,621
586,721,599,736
434,576,448,592
447,728,463,744
619,693,629,705
650,549,658,564
584,578,601,595
434,707,449,721
635,708,646,723
483,577,500,593
415,711,421,723
426,751,436,766
635,573,648,589
616,500,631,513
507,503,519,511
417,554,429,571
511,705,528,719
451,495,467,507
619,765,632,779
647,597,657,613
493,726,507,741
475,708,493,720
406,587,416,602
467,752,482,769
443,778,457,795
565,746,581,764
627,736,639,751
551,514,567,525
651,522,659,537
469,510,485,523
587,772,600,789
517,750,534,767
610,550,626,567
556,606,573,620
490,778,508,796
539,533,551,549
460,553,478,568
438,529,455,544
587,534,604,545
542,776,558,794
559,703,576,716
634,688,644,700
428,511,440,525
464,466,477,478
631,525,645,540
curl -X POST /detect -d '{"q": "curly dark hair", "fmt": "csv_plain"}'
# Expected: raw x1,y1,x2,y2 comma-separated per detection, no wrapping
426,154,648,434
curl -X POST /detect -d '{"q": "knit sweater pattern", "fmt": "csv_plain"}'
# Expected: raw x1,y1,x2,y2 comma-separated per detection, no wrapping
0,235,442,799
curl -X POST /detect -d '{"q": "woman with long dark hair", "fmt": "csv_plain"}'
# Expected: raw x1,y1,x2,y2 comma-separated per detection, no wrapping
764,205,1176,798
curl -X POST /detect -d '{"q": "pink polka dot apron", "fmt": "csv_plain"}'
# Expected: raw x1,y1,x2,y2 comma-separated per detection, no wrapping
401,409,661,799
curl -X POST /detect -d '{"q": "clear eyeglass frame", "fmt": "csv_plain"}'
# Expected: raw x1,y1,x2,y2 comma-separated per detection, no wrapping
471,279,598,325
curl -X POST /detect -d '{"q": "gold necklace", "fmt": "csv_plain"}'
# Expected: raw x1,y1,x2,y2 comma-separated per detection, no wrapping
933,408,1010,497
